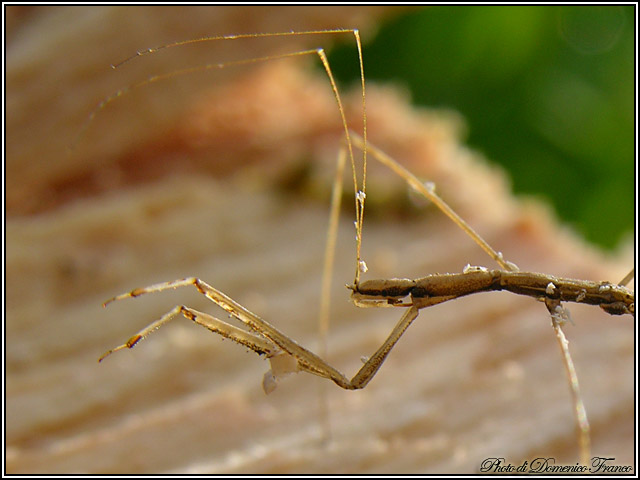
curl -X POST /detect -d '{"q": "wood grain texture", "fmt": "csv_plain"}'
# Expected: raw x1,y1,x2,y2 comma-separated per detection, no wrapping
6,6,634,474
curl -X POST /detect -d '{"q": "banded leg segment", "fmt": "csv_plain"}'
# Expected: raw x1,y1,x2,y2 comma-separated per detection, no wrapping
103,278,351,387
103,279,423,391
99,304,278,362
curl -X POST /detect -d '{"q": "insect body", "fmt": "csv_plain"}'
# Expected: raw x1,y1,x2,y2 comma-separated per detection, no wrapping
94,28,634,468
351,270,634,316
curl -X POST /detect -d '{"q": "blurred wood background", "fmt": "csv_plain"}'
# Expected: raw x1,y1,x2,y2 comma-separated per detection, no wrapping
6,5,635,474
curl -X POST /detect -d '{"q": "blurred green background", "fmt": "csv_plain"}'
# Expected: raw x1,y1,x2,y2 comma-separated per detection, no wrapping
328,6,634,250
